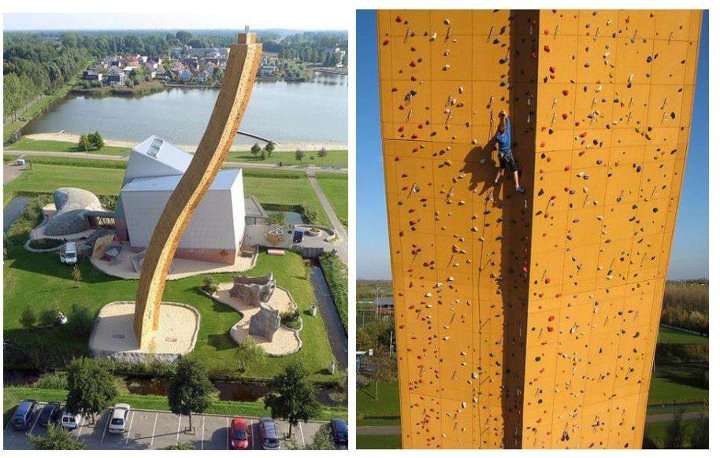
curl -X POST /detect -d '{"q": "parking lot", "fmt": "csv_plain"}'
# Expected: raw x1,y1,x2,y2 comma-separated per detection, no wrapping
4,402,332,450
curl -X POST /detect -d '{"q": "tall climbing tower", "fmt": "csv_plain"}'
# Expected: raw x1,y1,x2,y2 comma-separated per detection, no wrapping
377,9,702,449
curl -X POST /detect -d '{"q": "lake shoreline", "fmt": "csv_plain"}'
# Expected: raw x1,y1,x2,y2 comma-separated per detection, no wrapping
23,132,348,152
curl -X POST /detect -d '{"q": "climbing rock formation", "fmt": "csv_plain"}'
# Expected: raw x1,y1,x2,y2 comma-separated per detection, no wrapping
377,9,702,449
134,32,262,348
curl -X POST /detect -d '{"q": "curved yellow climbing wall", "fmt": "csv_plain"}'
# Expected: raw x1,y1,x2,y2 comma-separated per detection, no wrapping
377,9,701,449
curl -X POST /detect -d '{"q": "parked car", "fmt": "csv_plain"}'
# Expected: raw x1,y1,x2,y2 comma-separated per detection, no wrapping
60,410,82,430
330,418,348,447
38,401,62,427
229,416,249,449
108,403,131,434
11,400,38,430
258,417,280,450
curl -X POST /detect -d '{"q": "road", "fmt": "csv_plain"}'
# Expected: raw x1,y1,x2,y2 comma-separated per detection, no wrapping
6,150,348,175
355,411,708,436
4,404,334,450
307,173,348,265
311,265,348,370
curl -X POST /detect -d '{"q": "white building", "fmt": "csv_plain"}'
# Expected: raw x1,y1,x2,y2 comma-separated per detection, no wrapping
116,136,246,264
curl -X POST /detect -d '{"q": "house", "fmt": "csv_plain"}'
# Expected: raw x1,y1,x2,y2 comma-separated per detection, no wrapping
105,68,126,85
115,136,246,264
82,70,103,81
178,69,193,82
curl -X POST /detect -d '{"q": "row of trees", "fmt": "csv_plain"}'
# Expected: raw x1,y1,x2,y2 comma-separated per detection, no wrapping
27,357,324,449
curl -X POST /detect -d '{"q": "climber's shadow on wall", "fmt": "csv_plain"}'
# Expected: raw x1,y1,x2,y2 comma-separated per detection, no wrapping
462,144,498,199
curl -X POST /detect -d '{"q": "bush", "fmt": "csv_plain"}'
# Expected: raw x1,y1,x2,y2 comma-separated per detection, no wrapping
281,310,301,329
20,308,36,329
40,308,59,327
66,304,94,338
28,238,65,250
34,372,68,390
202,275,218,294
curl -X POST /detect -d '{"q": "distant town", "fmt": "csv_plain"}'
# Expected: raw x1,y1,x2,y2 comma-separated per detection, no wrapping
78,44,347,91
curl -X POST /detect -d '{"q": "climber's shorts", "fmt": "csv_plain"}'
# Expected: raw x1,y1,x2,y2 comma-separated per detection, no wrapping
499,151,518,173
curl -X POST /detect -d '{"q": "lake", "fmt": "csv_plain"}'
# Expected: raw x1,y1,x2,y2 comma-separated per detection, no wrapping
26,73,347,147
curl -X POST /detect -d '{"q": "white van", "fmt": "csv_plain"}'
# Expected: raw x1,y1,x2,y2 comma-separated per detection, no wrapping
60,410,82,430
60,242,77,265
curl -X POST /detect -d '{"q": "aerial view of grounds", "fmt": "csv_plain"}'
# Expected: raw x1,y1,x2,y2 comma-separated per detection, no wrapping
3,11,349,451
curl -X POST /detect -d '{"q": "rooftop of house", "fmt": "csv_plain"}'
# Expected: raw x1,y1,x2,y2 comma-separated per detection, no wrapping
122,168,242,193
132,135,193,173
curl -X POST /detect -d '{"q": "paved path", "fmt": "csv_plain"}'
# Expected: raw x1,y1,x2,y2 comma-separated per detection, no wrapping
3,163,24,184
310,265,348,370
307,173,348,265
4,404,332,450
3,196,30,233
5,150,348,175
355,411,708,437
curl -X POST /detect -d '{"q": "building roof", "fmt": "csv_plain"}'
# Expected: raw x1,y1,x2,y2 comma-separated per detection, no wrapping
132,135,192,173
122,169,241,193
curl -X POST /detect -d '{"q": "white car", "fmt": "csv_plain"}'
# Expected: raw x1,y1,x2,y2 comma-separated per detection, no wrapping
60,410,82,430
107,403,130,434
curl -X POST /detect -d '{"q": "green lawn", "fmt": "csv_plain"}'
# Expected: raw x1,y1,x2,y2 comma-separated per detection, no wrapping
2,162,332,227
3,195,337,382
357,381,400,426
6,137,130,155
644,418,707,448
228,149,347,168
648,363,708,405
4,232,338,382
657,327,709,345
357,435,402,449
4,163,124,202
3,386,346,428
243,170,331,226
315,173,348,227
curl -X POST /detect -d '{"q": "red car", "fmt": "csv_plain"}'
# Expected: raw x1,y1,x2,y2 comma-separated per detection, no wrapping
229,417,250,449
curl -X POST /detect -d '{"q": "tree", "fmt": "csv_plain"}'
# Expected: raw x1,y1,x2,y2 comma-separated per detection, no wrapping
250,142,262,157
78,134,90,152
664,410,685,448
66,357,118,423
295,149,305,163
28,424,85,450
371,347,397,400
318,147,327,159
264,142,275,157
71,264,82,287
264,362,320,436
201,275,218,294
690,412,709,449
236,336,265,372
40,308,58,327
168,357,213,431
92,131,104,149
20,307,36,328
67,303,93,337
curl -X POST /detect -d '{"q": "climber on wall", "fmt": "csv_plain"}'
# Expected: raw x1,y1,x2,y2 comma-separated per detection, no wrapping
493,110,525,193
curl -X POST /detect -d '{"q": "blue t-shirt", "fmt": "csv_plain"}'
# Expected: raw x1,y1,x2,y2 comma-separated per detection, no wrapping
495,117,511,154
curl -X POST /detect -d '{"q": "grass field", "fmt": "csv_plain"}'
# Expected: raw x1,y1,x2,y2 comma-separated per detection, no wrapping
2,162,331,226
3,196,338,382
357,435,402,449
315,173,348,227
356,381,400,426
647,364,708,405
644,418,706,448
3,386,347,427
5,138,129,155
228,149,347,168
657,327,709,344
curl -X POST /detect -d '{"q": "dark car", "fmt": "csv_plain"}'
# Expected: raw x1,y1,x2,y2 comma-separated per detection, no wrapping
330,418,348,446
11,400,38,430
258,417,280,450
38,401,62,427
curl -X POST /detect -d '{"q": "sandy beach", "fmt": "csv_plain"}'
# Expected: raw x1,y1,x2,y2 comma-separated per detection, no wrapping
24,132,348,152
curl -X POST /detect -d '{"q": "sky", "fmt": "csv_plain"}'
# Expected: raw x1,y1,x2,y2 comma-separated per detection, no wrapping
356,10,709,281
2,10,348,31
